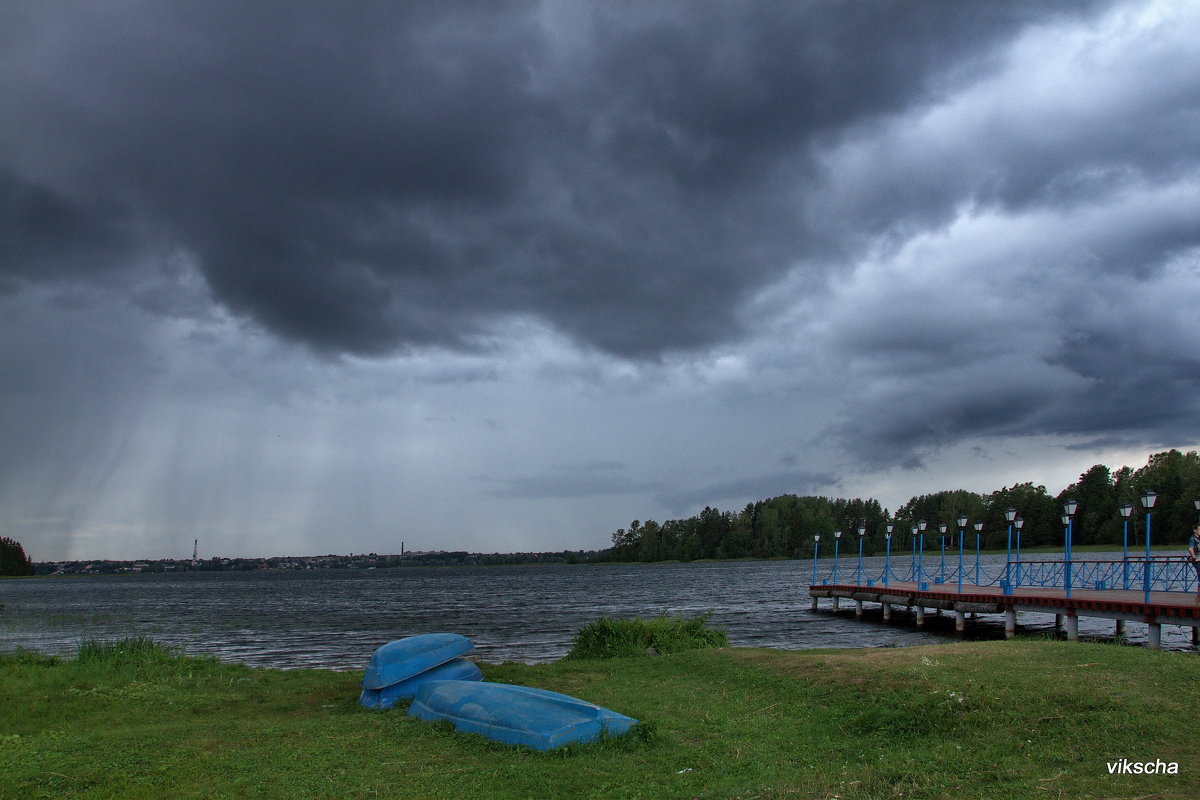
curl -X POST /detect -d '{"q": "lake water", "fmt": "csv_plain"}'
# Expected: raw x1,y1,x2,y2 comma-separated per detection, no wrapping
1,558,1195,669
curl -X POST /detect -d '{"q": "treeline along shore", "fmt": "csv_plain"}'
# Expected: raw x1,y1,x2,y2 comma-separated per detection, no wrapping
18,449,1200,575
33,549,604,576
602,449,1200,563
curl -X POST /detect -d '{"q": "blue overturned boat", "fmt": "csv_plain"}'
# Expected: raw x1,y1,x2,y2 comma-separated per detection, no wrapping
360,633,475,691
408,680,639,750
359,657,482,710
359,633,481,710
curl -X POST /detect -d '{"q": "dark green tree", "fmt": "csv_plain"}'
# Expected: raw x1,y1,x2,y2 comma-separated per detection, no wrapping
0,537,34,576
608,521,641,562
981,483,1059,549
1124,450,1200,548
636,519,663,562
1057,464,1117,546
894,490,986,552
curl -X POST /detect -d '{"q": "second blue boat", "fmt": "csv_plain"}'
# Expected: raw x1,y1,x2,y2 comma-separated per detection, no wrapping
408,679,638,750
361,633,474,691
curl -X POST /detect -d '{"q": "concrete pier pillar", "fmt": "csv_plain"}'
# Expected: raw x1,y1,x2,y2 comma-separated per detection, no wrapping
1148,623,1162,650
1054,614,1063,631
855,599,864,618
882,603,892,621
832,597,840,612
1005,609,1016,638
1115,619,1125,637
955,610,966,633
1066,614,1079,642
915,605,926,627
1193,625,1198,646
811,596,819,611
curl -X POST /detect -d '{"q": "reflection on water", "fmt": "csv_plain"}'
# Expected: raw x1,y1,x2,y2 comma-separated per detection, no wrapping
1,558,1194,669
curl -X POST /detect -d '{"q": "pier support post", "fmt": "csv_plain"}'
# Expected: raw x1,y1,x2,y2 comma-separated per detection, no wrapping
1115,619,1125,637
1005,609,1016,638
1148,623,1162,650
915,605,926,627
1054,614,1063,632
832,597,840,612
882,603,892,621
811,596,819,611
1065,614,1079,642
955,610,966,633
855,599,864,618
1193,625,1198,646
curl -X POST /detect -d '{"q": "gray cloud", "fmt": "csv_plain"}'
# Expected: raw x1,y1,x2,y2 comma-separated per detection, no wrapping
0,0,1112,359
0,171,141,281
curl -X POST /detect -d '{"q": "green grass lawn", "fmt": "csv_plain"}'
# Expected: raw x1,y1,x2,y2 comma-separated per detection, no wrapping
1,639,1196,799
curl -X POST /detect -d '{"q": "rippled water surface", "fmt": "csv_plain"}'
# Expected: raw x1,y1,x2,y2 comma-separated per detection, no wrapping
1,558,1194,669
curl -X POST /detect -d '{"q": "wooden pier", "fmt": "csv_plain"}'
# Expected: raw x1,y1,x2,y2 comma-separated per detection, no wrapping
809,580,1200,649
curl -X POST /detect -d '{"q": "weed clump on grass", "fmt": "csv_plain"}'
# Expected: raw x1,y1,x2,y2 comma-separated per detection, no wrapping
75,636,181,666
566,613,728,659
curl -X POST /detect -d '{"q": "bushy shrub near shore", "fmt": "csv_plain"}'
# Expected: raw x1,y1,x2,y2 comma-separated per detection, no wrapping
565,613,728,659
75,636,181,666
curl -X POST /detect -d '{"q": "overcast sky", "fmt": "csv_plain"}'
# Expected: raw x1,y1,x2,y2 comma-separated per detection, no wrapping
4,0,1200,561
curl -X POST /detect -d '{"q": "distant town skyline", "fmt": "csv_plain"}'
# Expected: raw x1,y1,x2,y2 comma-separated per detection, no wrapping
3,1,1199,561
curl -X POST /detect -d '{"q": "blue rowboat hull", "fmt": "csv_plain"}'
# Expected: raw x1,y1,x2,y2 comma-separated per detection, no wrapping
361,633,473,690
408,680,638,750
359,657,482,710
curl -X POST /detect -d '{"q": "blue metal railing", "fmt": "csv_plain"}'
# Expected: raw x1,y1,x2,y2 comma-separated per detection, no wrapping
814,553,1199,598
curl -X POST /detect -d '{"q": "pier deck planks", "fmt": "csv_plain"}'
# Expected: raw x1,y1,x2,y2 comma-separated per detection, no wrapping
809,580,1200,647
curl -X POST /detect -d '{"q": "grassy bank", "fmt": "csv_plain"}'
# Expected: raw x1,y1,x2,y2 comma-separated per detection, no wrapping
1,638,1196,799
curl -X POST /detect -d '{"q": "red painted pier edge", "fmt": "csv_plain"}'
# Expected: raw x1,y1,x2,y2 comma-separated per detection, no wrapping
808,581,1200,650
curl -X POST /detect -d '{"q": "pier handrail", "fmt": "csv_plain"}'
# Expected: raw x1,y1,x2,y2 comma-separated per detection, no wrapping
813,553,1198,595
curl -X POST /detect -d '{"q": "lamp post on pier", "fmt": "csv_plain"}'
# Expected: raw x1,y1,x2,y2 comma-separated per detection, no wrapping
918,520,928,586
833,530,842,585
1062,498,1078,598
938,522,948,583
1014,517,1024,587
956,513,967,592
910,526,919,583
811,535,820,586
856,523,867,585
1119,502,1133,590
973,521,983,585
1065,513,1075,587
884,523,894,587
1141,490,1157,602
1004,507,1017,592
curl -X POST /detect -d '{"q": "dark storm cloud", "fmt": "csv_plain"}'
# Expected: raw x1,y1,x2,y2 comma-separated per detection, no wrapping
828,376,1073,469
0,0,1111,358
824,258,1200,468
0,171,139,281
7,0,1200,514
1038,327,1200,441
784,0,1200,470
